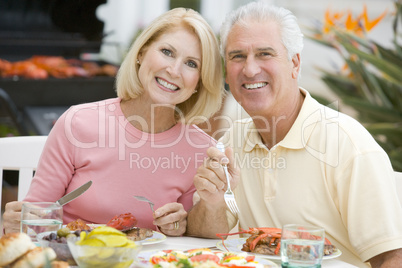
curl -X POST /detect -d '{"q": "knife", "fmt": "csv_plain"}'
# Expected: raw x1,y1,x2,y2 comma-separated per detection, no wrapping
56,180,92,206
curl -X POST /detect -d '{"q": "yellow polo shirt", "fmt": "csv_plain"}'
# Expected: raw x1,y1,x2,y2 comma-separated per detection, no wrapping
221,88,402,267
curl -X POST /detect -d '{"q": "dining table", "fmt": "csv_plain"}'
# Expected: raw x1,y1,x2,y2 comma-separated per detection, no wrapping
135,235,360,268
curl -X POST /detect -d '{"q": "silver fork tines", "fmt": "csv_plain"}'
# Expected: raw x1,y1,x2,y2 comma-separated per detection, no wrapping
216,142,240,215
133,195,155,213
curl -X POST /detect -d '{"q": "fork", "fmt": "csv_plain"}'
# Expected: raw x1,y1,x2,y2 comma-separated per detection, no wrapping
133,195,155,213
216,142,240,215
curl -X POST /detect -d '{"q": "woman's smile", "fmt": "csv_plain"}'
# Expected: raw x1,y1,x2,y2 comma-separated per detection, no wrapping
156,77,179,92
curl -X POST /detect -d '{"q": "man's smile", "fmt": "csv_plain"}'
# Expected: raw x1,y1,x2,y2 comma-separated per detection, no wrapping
243,82,268,89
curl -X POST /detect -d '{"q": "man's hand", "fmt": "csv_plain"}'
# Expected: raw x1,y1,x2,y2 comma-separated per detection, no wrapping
193,146,240,206
187,144,240,238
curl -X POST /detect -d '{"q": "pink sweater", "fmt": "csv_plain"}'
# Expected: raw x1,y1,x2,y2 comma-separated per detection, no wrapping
25,98,215,229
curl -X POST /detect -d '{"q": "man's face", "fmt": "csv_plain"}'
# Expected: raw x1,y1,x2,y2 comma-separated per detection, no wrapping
224,20,300,117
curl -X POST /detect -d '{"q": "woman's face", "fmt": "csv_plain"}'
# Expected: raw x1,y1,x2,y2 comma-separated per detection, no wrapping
138,26,201,107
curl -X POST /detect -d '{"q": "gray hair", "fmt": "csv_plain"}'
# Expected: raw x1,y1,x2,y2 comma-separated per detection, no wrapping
220,1,304,63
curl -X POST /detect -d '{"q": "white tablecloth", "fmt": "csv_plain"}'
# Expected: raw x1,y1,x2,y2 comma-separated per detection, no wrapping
135,236,359,268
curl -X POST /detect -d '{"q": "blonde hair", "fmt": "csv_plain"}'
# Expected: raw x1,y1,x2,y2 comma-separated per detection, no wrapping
116,8,225,124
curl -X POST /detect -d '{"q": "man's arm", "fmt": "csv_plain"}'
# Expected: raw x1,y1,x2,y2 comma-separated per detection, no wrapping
186,146,240,238
187,198,229,238
369,248,402,268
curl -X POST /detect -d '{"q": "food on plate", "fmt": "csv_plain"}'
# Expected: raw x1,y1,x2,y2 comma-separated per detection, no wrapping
66,218,92,231
46,213,152,243
41,227,88,243
105,212,153,240
106,212,138,231
217,227,337,256
0,56,118,79
324,244,337,255
149,248,273,268
125,226,154,241
0,232,68,268
38,228,88,265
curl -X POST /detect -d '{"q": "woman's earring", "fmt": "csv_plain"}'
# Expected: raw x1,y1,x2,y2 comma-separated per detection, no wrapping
193,89,198,94
136,59,140,65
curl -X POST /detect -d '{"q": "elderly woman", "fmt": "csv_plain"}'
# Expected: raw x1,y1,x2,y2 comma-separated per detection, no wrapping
3,8,224,237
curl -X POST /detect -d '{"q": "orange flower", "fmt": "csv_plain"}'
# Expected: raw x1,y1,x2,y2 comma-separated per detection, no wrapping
345,10,357,31
361,4,387,32
322,5,387,34
324,8,344,33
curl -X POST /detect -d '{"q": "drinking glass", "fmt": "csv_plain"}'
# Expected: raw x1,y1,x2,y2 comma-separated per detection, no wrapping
21,202,63,242
280,224,325,268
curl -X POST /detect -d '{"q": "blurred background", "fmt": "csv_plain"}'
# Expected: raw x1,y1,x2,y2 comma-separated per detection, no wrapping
0,0,400,212
0,0,395,134
96,0,395,99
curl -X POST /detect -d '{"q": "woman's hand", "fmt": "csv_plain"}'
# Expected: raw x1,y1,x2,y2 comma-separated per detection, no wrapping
3,201,26,234
153,202,187,236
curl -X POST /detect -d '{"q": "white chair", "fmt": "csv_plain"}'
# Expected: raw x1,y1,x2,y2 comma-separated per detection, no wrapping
0,136,47,211
395,171,402,207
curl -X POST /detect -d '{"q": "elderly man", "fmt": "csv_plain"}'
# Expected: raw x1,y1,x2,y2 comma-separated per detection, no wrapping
186,2,402,267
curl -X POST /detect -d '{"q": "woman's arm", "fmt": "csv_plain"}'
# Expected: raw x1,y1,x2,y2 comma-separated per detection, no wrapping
3,201,25,234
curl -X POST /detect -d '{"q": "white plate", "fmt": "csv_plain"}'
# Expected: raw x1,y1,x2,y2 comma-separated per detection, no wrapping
216,238,342,260
141,231,166,245
137,249,278,267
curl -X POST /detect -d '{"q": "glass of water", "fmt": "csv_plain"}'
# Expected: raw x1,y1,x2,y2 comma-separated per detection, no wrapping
280,224,325,268
21,202,63,242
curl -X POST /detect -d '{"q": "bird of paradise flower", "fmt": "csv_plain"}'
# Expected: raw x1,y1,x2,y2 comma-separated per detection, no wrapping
323,4,387,35
317,4,388,76
307,2,402,172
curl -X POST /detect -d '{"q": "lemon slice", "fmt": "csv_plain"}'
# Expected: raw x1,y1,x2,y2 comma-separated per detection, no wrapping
80,231,87,240
125,240,139,248
80,238,106,247
95,234,128,247
88,226,125,237
98,248,116,259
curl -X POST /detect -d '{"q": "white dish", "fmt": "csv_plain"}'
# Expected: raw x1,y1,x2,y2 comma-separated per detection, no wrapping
216,238,342,260
142,231,166,245
137,249,278,267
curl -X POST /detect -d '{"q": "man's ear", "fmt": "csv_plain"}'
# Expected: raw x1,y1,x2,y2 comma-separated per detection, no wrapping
291,53,301,79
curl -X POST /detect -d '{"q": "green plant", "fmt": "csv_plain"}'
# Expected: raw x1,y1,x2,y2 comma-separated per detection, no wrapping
307,2,402,171
0,123,19,137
